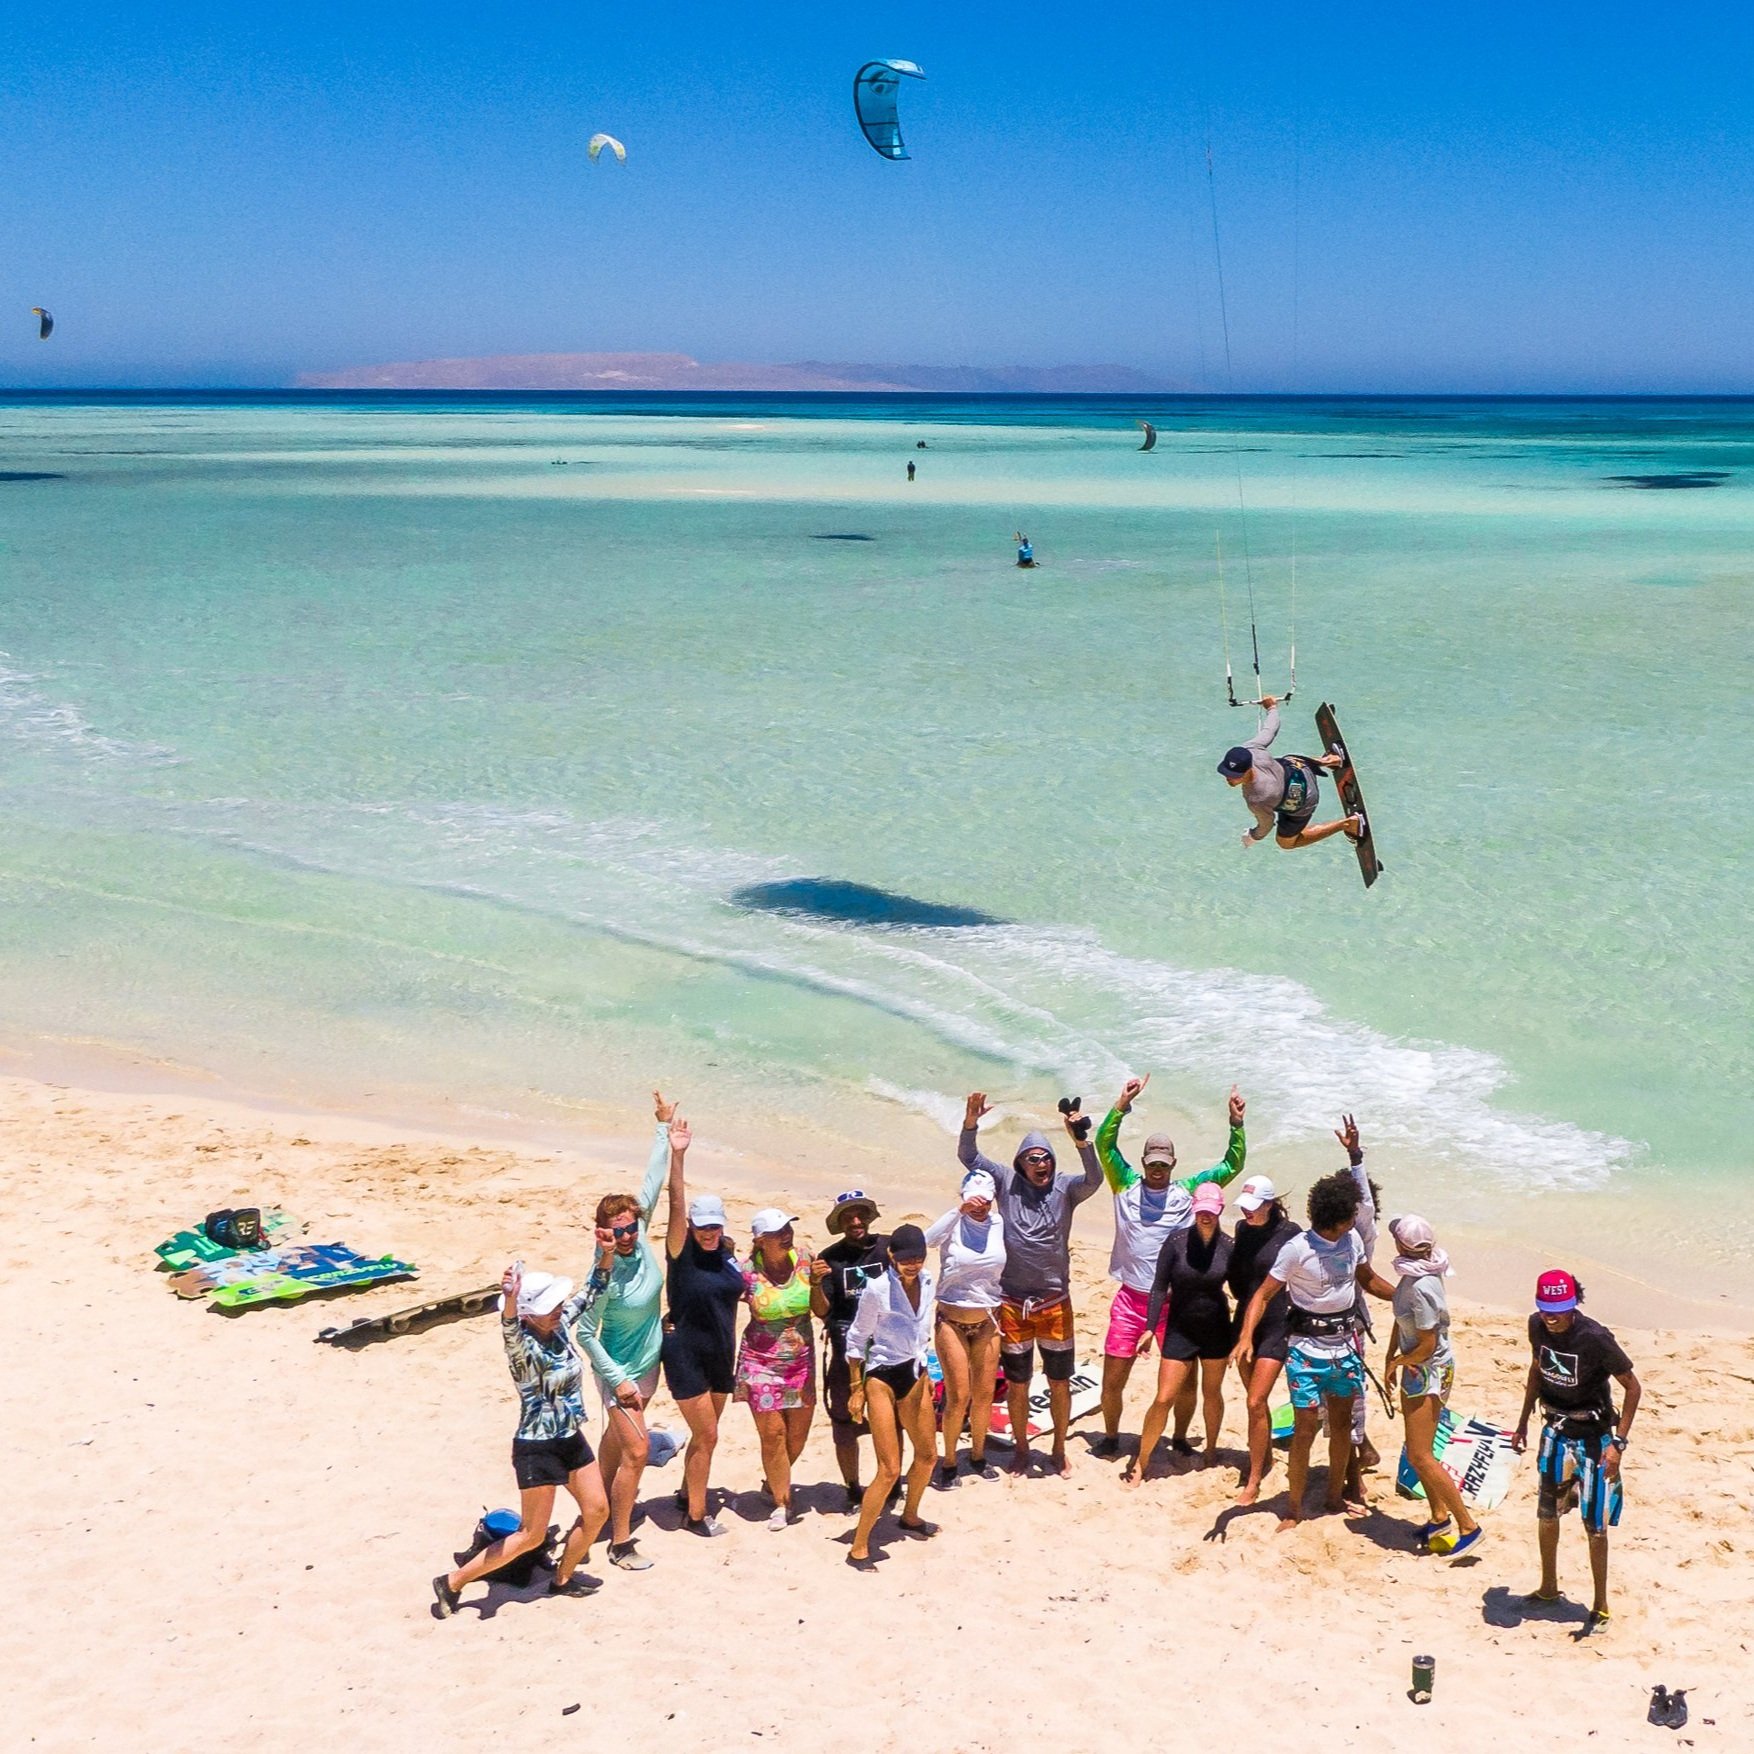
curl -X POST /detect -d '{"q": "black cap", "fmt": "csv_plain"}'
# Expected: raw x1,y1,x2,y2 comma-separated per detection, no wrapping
888,1223,928,1261
1218,746,1255,778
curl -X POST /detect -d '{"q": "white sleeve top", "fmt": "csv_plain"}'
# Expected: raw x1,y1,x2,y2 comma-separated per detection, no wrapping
924,1206,1006,1310
843,1264,937,1370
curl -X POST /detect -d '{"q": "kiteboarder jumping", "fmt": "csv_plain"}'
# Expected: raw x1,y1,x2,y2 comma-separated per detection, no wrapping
1218,697,1362,851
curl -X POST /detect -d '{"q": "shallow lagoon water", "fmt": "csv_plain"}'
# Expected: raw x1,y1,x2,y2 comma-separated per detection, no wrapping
0,393,1750,1284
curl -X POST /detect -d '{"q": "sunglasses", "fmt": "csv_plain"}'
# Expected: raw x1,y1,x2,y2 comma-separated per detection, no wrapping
1020,1150,1053,1165
609,1222,640,1240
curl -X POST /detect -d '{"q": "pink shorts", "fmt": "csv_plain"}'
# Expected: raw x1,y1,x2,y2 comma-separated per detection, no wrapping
1104,1284,1168,1358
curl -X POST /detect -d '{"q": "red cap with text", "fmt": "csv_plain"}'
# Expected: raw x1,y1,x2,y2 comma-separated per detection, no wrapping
1535,1268,1579,1313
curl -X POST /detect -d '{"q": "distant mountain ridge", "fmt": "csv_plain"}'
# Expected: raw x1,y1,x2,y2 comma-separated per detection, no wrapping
296,352,1178,393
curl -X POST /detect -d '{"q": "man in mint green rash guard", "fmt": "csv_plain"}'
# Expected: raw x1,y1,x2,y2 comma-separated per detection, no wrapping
576,1091,684,1572
1091,1075,1246,1459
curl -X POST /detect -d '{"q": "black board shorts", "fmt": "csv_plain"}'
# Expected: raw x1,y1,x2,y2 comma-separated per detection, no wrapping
1274,757,1321,837
1234,1303,1292,1363
662,1330,736,1401
512,1431,594,1488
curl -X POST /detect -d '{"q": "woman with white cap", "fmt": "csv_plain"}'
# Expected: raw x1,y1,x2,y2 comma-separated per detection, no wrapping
844,1224,941,1567
432,1261,611,1615
659,1113,742,1538
924,1169,1006,1485
1384,1213,1482,1556
1125,1181,1236,1484
737,1210,818,1529
1227,1174,1302,1505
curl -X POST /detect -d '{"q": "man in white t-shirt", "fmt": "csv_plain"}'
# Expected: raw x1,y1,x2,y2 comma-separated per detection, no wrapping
1234,1168,1395,1530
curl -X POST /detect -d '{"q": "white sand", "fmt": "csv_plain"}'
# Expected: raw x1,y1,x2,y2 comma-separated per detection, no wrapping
7,1074,1753,1751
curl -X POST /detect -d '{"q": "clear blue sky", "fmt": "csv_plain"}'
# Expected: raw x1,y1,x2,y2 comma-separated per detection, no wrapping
4,1,1752,389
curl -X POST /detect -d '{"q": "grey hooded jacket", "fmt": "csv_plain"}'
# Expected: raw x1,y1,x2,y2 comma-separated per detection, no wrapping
957,1126,1103,1302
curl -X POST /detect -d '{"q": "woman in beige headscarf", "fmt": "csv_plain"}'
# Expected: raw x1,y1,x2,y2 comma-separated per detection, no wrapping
1384,1214,1482,1558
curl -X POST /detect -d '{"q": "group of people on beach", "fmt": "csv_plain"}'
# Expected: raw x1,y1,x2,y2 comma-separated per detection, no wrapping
433,1084,1640,1632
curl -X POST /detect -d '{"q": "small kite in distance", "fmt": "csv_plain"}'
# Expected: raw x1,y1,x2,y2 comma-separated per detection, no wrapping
32,307,53,340
853,61,925,160
587,133,627,165
1137,420,1157,451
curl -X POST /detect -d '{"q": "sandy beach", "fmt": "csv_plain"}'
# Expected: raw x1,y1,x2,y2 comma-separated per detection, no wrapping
8,1069,1752,1752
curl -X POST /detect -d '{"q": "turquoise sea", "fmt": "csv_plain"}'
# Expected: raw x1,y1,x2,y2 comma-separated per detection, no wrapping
1,393,1749,1289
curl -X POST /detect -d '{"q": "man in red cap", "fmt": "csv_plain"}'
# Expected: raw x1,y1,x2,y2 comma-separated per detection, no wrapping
1512,1269,1641,1630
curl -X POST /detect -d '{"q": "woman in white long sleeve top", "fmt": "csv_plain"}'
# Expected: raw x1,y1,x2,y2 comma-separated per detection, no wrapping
843,1224,940,1568
924,1171,1006,1486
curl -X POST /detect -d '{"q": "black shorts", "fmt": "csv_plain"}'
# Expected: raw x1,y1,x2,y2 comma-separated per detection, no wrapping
1163,1316,1234,1363
1237,1306,1292,1363
662,1331,735,1402
867,1360,924,1401
1275,758,1320,838
512,1432,593,1489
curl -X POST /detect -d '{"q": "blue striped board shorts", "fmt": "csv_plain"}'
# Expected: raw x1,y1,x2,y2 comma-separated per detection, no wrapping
1536,1421,1624,1534
1285,1336,1366,1409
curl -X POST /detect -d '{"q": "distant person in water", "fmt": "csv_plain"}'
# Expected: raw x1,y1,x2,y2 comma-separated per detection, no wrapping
1218,696,1361,850
1015,533,1036,567
906,460,916,482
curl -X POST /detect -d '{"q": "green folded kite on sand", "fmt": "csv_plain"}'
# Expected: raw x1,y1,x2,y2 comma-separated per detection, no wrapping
155,1209,301,1271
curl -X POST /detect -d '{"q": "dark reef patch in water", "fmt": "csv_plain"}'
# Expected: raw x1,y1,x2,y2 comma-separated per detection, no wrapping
730,877,1002,929
0,471,67,482
1605,471,1730,490
811,533,877,541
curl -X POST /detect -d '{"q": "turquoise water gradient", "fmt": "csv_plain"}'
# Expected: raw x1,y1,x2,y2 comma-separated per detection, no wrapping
1,395,1750,1264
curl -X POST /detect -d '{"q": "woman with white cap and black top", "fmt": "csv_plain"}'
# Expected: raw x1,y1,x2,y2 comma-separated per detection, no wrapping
659,1112,743,1538
844,1223,941,1567
432,1261,611,1615
1227,1173,1302,1505
924,1169,1006,1486
737,1209,818,1529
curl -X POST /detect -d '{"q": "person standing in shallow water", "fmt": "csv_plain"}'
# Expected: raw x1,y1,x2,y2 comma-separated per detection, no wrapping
906,459,916,481
958,1092,1103,1476
810,1191,890,1510
1513,1269,1640,1630
844,1224,941,1567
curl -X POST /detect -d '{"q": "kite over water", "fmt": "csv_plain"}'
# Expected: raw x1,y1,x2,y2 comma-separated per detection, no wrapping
853,61,925,160
32,307,53,340
586,133,626,164
1137,421,1157,451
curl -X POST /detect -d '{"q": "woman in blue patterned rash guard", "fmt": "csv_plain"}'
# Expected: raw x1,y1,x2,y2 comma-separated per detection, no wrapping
431,1262,612,1616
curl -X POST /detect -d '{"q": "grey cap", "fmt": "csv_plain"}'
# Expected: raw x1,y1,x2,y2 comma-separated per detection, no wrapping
688,1193,728,1227
1140,1132,1177,1167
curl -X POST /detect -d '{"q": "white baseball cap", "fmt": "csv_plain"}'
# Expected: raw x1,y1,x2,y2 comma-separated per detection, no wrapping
688,1193,728,1228
1235,1175,1279,1214
503,1270,573,1318
750,1207,798,1238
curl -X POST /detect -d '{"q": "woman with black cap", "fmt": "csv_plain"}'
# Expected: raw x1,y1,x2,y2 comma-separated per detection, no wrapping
843,1224,940,1567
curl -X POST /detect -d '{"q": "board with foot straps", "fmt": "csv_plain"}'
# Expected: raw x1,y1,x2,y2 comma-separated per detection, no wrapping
315,1283,500,1347
1314,702,1381,888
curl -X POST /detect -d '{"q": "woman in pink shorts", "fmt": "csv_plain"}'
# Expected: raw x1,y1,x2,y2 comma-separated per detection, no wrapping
735,1209,817,1530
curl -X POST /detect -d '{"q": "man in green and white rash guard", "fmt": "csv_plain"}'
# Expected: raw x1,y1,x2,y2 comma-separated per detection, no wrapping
1091,1075,1247,1457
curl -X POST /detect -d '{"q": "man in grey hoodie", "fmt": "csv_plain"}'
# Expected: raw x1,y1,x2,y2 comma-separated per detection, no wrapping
959,1092,1104,1476
1217,695,1361,851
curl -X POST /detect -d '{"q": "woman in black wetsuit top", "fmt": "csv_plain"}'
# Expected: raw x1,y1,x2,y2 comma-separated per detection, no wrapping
1124,1181,1235,1485
657,1109,745,1538
1225,1174,1302,1505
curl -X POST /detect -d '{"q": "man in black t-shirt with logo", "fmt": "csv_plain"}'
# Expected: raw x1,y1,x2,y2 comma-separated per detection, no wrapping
809,1191,891,1509
1513,1268,1642,1631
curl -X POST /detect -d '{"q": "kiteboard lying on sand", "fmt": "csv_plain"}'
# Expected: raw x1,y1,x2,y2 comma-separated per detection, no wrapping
1314,701,1381,888
1395,1409,1517,1512
984,1366,1104,1444
316,1283,501,1347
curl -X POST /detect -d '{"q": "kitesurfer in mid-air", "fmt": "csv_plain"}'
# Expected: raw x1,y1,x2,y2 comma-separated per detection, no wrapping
1218,696,1361,851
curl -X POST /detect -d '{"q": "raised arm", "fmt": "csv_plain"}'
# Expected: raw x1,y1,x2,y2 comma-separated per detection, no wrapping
1335,1113,1377,1257
638,1102,673,1223
662,1103,693,1260
1179,1087,1247,1193
958,1091,1011,1182
1246,700,1281,752
1067,1129,1106,1205
1095,1075,1148,1193
574,1239,623,1385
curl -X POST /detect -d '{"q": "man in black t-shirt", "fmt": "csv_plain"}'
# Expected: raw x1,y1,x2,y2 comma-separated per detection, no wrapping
1512,1268,1642,1630
809,1190,890,1509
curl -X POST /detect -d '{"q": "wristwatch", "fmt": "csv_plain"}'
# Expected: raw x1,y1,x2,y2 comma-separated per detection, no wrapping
1607,1433,1629,1450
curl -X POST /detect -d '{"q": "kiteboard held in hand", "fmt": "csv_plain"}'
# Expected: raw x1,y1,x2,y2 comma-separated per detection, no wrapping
1314,702,1381,888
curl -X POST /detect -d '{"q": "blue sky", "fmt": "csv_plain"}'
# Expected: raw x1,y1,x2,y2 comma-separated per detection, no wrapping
3,1,1753,389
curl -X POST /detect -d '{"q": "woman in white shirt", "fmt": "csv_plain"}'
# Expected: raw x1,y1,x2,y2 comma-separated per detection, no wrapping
844,1225,941,1568
924,1171,1006,1486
